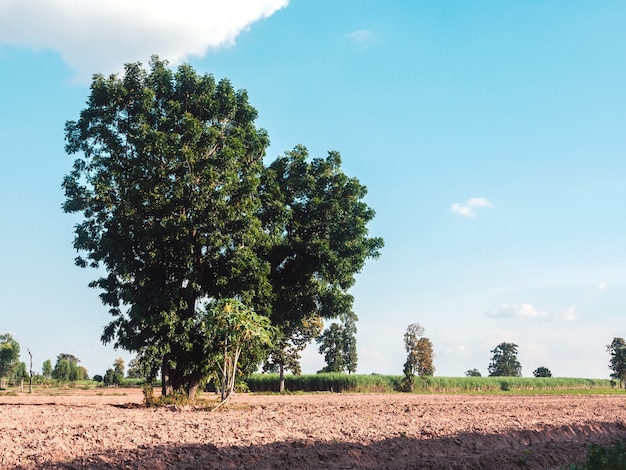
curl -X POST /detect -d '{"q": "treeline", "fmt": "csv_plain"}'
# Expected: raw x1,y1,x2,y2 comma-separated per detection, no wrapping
244,373,617,394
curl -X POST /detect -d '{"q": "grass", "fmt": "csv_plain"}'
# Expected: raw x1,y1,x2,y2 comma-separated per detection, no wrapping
244,374,623,395
563,440,626,469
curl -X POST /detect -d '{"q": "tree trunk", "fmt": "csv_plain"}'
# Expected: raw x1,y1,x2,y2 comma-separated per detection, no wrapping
161,359,173,396
279,364,285,393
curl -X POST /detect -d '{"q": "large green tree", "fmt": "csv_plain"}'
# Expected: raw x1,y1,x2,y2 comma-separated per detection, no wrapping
63,58,270,398
259,146,382,384
488,342,522,377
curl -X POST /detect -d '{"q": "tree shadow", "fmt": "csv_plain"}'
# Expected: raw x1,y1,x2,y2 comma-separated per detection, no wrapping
13,420,626,470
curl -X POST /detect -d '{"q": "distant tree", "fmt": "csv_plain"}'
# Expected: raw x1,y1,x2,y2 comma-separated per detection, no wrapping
263,316,323,392
533,366,552,378
42,359,53,378
57,353,79,364
0,333,20,389
113,358,125,375
316,312,359,374
52,359,72,381
488,342,522,377
51,354,86,382
78,366,89,381
342,312,358,374
414,338,435,377
465,369,482,377
103,369,115,386
13,362,28,389
607,337,626,388
317,323,345,373
126,358,147,379
401,323,435,391
93,374,103,383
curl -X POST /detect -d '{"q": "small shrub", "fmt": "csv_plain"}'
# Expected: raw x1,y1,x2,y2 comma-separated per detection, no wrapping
566,440,626,469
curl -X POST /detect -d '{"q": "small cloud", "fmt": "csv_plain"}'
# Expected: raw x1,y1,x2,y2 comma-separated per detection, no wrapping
597,281,608,291
486,304,544,319
555,305,576,322
486,303,576,322
451,197,493,218
346,29,379,48
438,342,467,355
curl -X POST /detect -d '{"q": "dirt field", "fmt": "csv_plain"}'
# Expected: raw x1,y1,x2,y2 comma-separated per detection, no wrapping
2,389,626,469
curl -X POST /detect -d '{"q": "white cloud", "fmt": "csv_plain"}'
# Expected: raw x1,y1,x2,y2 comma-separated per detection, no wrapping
555,305,577,322
0,0,288,80
486,303,576,322
451,197,493,218
486,303,544,319
597,281,608,291
346,29,379,48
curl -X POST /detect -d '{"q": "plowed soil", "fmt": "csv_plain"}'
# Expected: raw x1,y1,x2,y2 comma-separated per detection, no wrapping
2,389,626,469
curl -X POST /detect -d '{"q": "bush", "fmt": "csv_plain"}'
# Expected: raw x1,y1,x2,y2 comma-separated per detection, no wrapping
567,440,626,469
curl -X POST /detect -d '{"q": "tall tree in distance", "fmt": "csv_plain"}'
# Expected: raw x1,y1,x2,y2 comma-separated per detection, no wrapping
488,342,522,377
42,359,52,378
259,146,382,381
63,57,270,398
607,337,626,388
263,315,323,392
401,323,435,391
316,311,358,374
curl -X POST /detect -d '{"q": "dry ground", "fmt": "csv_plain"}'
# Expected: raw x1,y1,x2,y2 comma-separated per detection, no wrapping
2,389,626,469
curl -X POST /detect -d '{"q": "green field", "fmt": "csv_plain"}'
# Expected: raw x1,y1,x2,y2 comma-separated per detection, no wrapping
244,373,623,395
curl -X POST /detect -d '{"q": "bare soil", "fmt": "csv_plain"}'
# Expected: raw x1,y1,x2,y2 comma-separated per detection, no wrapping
2,389,626,469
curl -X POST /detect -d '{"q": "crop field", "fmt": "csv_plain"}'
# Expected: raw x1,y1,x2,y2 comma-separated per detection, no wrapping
244,373,619,394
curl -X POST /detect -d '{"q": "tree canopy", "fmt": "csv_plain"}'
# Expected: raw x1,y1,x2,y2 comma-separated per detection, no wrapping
62,58,382,398
316,311,358,374
488,342,522,377
259,146,382,380
607,337,626,387
533,366,552,378
401,323,435,391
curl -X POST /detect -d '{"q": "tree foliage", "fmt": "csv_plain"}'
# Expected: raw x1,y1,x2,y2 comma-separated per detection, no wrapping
63,57,271,398
126,357,147,378
62,58,382,399
316,311,358,374
263,315,322,392
42,359,52,378
204,299,274,404
465,369,482,377
0,333,20,388
488,342,522,377
259,146,382,381
607,337,626,388
533,366,552,378
51,354,87,381
401,323,435,391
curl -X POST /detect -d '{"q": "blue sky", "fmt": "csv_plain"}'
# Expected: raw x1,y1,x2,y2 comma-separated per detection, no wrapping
1,0,626,379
